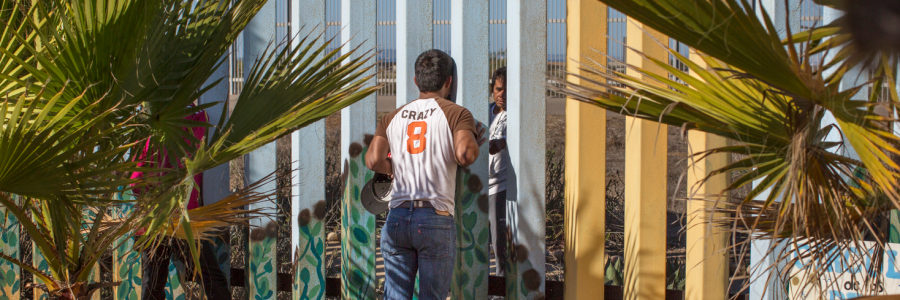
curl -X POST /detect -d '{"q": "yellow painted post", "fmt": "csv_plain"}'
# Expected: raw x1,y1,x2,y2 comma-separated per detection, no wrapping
623,17,668,300
564,1,607,300
685,50,729,300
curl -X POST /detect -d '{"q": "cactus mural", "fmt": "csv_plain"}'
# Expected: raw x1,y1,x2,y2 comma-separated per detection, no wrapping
248,226,277,300
0,195,19,300
341,142,377,300
114,234,141,300
164,261,185,300
451,168,491,300
294,201,327,300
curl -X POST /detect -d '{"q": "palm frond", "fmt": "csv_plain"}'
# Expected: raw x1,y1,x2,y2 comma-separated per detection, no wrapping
0,0,378,293
551,1,900,293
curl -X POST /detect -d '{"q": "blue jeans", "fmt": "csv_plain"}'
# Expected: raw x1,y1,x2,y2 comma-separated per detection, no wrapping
381,207,457,300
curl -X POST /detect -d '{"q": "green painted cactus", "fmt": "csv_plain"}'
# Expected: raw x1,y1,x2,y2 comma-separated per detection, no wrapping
341,144,377,300
295,213,326,300
249,234,276,300
451,169,490,300
0,196,19,300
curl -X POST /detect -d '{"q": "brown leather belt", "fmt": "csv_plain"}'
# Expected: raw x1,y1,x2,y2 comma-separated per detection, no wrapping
395,201,434,209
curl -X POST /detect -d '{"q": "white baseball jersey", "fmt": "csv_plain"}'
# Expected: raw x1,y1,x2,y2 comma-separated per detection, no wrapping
374,97,477,215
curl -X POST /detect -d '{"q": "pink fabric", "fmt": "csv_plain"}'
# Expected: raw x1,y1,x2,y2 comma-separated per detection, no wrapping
130,110,208,210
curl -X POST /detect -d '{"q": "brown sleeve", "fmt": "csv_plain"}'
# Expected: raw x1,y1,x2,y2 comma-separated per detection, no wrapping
375,107,403,139
437,98,477,136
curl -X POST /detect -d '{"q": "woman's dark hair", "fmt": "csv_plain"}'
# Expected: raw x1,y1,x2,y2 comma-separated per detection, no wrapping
490,67,506,89
414,49,454,93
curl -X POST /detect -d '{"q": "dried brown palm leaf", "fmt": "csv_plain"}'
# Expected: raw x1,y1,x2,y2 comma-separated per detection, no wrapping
87,171,278,242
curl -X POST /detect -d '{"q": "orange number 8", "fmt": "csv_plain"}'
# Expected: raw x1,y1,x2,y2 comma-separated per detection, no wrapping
406,121,427,154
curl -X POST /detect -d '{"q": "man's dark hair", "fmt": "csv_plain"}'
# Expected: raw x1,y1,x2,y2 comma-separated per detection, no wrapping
414,49,454,93
490,67,506,89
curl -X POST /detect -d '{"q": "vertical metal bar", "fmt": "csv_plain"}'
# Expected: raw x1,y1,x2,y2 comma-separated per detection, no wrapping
493,0,497,73
339,0,378,298
503,0,507,70
607,8,626,92
394,1,398,97
395,0,397,96
684,51,729,300
0,198,20,300
113,194,140,300
445,0,449,53
506,0,546,299
450,0,490,298
623,16,670,300
33,228,49,300
237,31,245,95
291,1,327,300
554,15,558,98
164,260,185,300
229,41,234,95
377,0,382,96
558,10,564,98
397,0,433,107
489,0,493,74
393,0,396,96
564,1,606,299
496,0,500,73
550,0,556,98
84,207,103,300
383,0,387,96
434,0,438,51
243,0,278,299
230,0,245,97
756,0,801,38
197,14,233,297
325,0,340,64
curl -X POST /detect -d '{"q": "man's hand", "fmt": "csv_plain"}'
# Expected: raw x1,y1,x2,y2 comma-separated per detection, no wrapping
475,121,487,146
365,136,393,175
489,138,507,155
453,124,484,167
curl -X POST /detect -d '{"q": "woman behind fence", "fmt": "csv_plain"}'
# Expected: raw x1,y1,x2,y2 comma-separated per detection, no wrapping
130,105,230,300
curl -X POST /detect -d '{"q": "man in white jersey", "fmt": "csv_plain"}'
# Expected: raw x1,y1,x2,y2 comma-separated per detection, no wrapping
366,49,486,300
487,67,510,276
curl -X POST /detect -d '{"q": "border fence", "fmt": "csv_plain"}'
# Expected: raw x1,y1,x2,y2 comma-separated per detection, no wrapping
231,0,567,99
0,1,851,300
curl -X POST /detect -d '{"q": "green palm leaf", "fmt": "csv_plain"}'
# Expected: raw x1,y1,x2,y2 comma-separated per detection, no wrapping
0,0,378,295
552,0,900,296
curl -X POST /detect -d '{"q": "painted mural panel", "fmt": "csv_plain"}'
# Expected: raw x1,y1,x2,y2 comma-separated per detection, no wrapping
0,195,19,300
451,168,490,300
248,225,277,300
341,143,377,299
113,192,141,300
294,203,326,300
